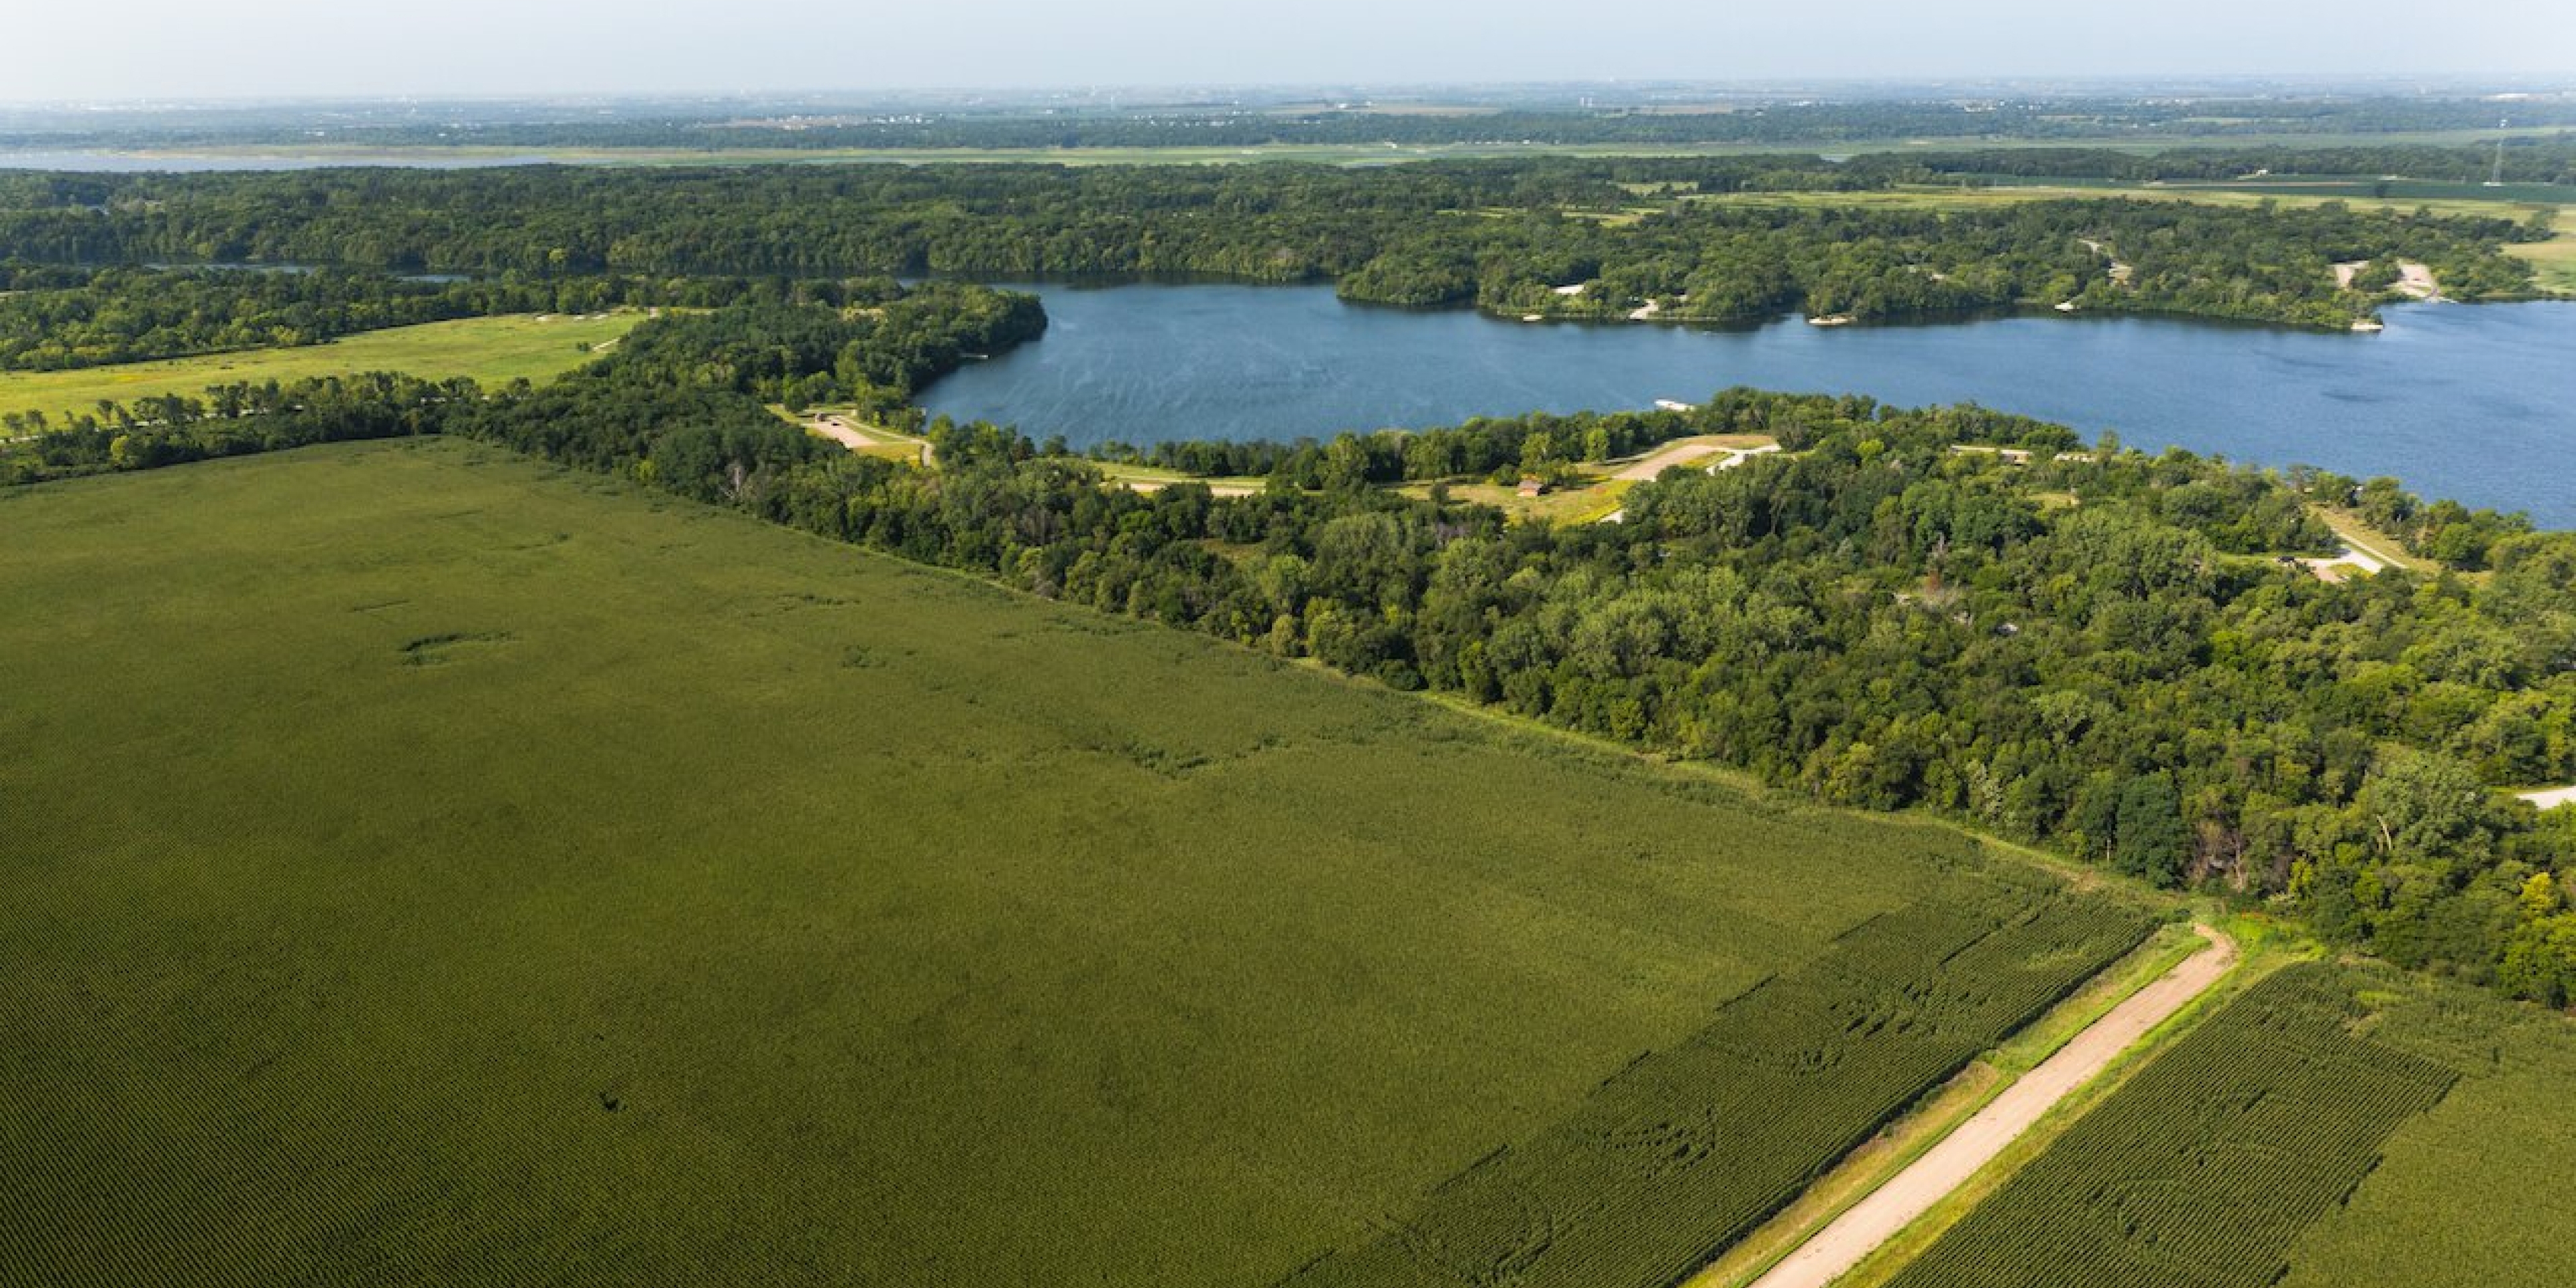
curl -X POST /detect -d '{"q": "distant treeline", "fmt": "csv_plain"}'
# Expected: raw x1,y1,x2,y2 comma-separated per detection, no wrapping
1876,140,2576,186
0,264,915,370
0,161,2544,331
5,96,2571,152
0,282,1042,477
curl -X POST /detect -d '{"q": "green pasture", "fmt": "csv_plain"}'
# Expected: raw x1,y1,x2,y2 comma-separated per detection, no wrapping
0,312,638,427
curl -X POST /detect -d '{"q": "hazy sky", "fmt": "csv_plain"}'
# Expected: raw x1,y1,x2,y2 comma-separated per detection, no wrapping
7,0,2571,102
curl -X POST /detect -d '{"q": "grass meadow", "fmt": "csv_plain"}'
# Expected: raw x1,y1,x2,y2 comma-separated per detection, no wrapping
0,438,2110,1286
0,312,640,427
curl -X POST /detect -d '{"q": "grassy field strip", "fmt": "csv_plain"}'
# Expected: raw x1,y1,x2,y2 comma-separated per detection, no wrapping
775,415,1271,494
1826,918,2310,1288
2508,230,2576,293
1737,925,2237,1288
1097,460,1267,496
0,311,639,425
1680,921,2210,1288
2312,506,2438,574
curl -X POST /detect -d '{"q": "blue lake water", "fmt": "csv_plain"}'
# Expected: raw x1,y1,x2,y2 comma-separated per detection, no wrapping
918,283,2576,527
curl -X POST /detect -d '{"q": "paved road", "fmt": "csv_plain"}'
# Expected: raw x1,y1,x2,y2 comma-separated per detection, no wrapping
1742,924,2237,1288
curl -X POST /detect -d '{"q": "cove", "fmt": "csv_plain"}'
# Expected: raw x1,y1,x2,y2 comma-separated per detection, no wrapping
917,282,2576,527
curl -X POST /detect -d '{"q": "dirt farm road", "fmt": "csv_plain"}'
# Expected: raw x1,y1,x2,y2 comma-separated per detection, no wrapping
1741,923,2239,1288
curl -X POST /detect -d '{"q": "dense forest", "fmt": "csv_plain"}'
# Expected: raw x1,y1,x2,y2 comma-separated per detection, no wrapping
0,160,2546,331
7,290,2573,1006
0,264,922,370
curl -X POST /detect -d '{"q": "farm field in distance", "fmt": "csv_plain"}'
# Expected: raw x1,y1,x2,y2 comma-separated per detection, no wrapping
0,437,2146,1287
0,311,640,427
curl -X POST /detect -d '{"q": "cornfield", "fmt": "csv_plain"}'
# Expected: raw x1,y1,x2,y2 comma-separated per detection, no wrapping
1884,964,2459,1288
1281,876,2155,1288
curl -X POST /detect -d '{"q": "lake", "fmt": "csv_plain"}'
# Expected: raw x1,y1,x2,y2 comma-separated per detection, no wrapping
918,283,2576,527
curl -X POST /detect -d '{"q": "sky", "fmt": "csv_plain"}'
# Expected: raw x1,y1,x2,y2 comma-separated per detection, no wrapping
5,0,2571,102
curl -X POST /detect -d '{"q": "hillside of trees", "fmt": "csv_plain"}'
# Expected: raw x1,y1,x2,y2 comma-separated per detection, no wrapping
1865,139,2576,187
7,294,2572,1006
0,160,2546,331
0,264,933,370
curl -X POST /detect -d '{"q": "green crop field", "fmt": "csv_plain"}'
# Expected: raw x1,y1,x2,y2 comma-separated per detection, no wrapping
1880,961,2576,1288
2272,965,2576,1288
1284,888,2151,1288
0,438,2149,1287
0,311,639,427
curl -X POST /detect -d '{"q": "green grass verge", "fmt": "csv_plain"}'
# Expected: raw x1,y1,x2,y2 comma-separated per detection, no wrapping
0,311,639,427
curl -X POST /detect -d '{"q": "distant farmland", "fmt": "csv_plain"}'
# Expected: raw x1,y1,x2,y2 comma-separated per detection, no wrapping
0,438,2151,1287
0,311,638,427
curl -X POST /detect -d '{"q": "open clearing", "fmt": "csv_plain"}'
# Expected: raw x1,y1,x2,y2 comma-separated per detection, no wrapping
0,438,2147,1287
2312,506,2438,575
2508,229,2576,294
797,409,934,464
0,312,640,426
1608,433,1780,482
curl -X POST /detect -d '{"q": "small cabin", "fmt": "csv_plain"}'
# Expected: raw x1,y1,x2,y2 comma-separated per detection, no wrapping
1516,476,1550,498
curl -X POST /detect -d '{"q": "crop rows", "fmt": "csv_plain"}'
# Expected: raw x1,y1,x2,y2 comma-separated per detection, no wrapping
1884,964,2460,1288
1279,873,2155,1288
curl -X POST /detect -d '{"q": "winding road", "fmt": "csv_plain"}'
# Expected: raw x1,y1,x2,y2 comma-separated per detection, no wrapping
1741,923,2237,1288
